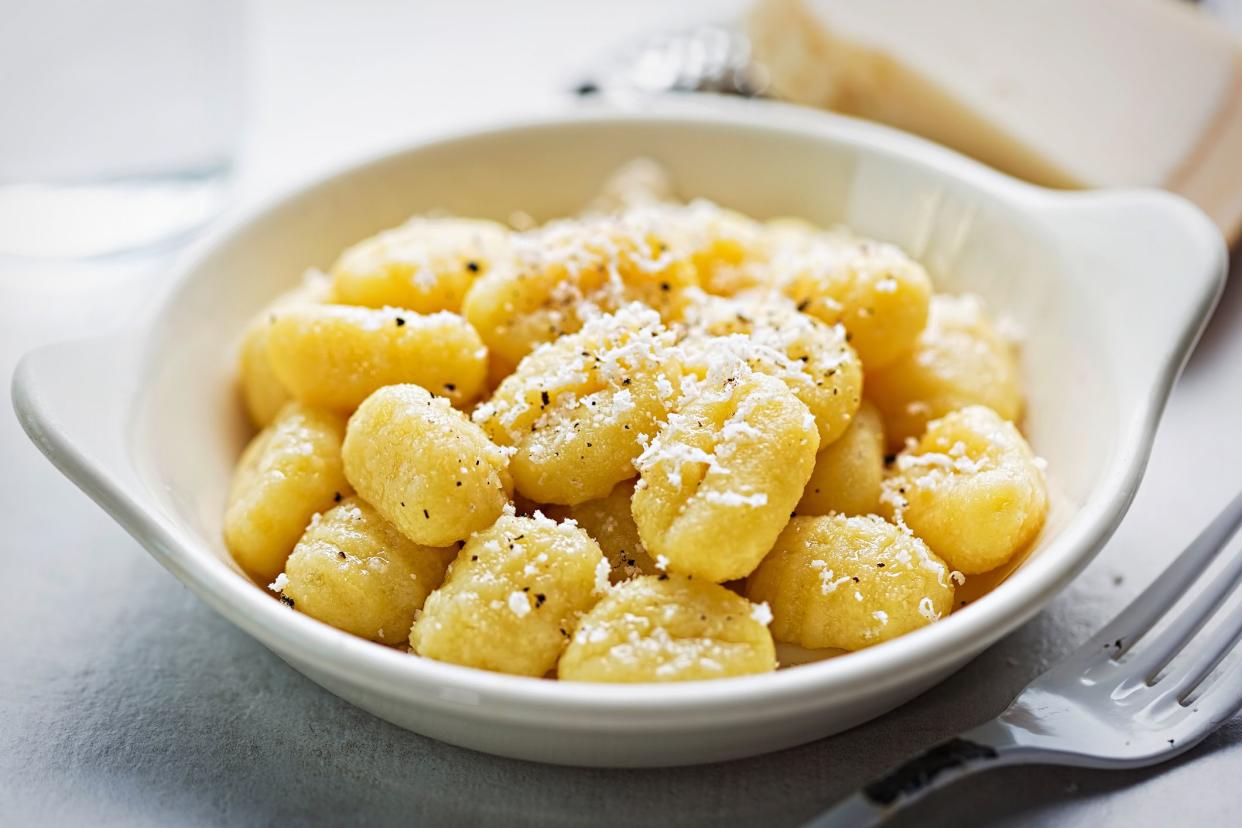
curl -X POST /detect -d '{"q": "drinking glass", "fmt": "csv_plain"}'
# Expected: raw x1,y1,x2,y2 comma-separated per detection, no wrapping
0,0,246,259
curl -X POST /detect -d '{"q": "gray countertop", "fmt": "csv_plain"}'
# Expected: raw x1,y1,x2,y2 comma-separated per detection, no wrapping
4,2,1242,824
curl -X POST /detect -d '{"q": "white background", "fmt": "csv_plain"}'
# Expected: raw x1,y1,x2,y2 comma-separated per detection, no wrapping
2,1,1241,825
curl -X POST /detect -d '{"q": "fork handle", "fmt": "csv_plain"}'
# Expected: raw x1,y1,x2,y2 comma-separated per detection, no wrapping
804,727,1017,827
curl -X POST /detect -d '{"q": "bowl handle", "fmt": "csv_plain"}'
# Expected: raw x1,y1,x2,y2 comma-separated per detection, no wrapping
12,332,149,516
1037,190,1228,386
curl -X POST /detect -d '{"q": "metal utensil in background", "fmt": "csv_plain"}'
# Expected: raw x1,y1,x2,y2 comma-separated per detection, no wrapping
573,3,1242,101
573,23,768,99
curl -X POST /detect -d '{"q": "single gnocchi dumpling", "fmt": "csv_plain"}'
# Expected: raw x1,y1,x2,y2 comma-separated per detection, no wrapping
558,574,777,682
867,294,1022,451
342,384,511,547
681,290,863,446
330,217,511,313
746,514,955,651
632,358,819,582
651,201,769,296
544,481,658,583
775,229,931,370
237,270,333,428
266,304,487,411
224,402,350,582
798,400,886,517
277,496,456,645
411,510,608,676
882,405,1047,574
461,212,700,365
473,304,680,505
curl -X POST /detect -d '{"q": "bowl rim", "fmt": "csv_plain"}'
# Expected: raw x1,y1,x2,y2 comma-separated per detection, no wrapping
13,97,1228,722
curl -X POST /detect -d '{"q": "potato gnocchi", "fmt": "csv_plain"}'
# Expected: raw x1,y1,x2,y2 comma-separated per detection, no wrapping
473,303,679,505
277,496,456,646
237,269,333,428
410,510,607,677
632,357,819,583
867,293,1021,451
267,304,487,411
746,515,955,651
881,405,1047,575
680,290,862,446
559,575,777,682
225,401,350,582
342,384,512,548
462,210,700,366
544,481,659,583
226,159,1051,682
773,225,932,370
330,216,511,314
797,400,886,517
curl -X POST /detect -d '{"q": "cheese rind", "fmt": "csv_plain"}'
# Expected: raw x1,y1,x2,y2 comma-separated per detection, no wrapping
750,0,1242,239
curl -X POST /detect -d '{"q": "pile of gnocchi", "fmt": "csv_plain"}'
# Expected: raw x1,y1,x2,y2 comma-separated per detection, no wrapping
225,160,1048,683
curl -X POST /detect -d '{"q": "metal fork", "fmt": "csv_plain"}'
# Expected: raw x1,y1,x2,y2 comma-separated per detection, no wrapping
807,488,1242,827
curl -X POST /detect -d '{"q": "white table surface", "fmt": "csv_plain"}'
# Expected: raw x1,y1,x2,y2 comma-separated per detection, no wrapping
3,1,1241,825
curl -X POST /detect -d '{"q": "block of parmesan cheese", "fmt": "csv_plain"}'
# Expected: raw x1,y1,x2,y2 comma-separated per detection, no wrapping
749,0,1242,240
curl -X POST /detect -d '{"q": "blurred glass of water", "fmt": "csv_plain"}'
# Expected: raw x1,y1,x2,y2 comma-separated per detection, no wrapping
0,0,245,259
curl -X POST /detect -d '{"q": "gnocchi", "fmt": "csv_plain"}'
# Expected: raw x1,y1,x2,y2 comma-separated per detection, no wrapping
775,227,932,370
558,574,777,682
797,400,886,517
236,269,333,428
224,162,1051,682
473,304,679,505
867,293,1021,451
224,401,350,582
266,304,487,411
462,212,699,366
681,290,863,446
882,405,1047,574
747,515,955,651
277,496,456,645
632,357,819,582
650,201,768,296
330,217,511,313
342,384,512,547
544,480,658,583
410,510,607,676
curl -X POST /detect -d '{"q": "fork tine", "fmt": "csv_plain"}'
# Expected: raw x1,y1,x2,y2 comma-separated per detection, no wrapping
1155,595,1242,703
1122,541,1242,681
1182,650,1242,737
1086,489,1242,659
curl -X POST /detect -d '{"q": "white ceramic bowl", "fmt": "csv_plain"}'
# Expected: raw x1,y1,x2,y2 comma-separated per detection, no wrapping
13,99,1227,767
